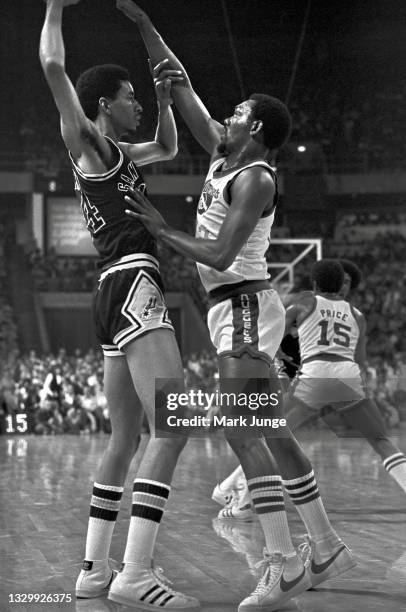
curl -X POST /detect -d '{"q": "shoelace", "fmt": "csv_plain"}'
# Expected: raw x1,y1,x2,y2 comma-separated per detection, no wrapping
252,553,284,595
297,534,312,567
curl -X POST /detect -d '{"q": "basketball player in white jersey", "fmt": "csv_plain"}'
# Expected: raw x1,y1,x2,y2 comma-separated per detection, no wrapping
216,261,406,480
285,260,406,493
217,260,406,555
119,2,355,609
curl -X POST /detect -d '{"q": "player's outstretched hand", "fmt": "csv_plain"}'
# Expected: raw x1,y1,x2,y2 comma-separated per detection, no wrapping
151,59,184,105
125,188,168,239
116,0,149,23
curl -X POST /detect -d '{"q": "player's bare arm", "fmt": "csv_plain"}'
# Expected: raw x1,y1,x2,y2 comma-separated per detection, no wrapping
124,166,273,270
116,0,224,155
284,295,316,336
40,0,113,172
118,59,181,166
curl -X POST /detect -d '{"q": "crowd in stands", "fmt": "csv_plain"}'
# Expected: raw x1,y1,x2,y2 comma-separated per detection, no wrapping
3,210,406,433
0,347,220,436
29,247,98,292
0,223,18,362
288,89,406,172
3,86,406,175
0,349,109,436
1,342,404,435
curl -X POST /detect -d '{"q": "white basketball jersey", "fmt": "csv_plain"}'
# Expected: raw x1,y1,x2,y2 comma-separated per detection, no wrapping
298,295,361,362
196,157,277,292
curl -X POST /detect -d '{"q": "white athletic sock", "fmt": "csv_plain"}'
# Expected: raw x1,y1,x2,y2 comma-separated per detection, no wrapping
85,483,123,562
383,453,406,492
283,471,337,542
123,479,170,570
248,476,295,556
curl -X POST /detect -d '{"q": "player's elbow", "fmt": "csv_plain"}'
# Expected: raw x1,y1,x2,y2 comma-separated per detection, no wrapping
166,144,178,160
212,253,233,272
40,56,65,78
158,143,178,161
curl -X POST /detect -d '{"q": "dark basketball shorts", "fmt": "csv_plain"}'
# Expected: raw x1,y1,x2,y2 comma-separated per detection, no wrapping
207,287,285,364
92,254,174,357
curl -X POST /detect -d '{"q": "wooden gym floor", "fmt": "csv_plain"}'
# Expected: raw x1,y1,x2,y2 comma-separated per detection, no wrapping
1,427,405,612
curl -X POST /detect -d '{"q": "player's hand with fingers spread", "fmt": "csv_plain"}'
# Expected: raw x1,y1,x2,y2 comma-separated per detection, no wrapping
152,59,183,106
116,0,148,23
125,188,168,238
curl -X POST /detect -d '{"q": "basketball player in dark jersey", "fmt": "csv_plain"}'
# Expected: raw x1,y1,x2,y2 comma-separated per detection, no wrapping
40,1,198,609
117,2,355,610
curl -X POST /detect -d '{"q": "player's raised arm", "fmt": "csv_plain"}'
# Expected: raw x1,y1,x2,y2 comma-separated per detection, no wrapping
116,0,224,155
119,59,180,166
40,0,110,162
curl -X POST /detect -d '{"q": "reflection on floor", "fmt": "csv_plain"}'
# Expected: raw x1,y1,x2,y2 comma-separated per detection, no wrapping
1,428,405,611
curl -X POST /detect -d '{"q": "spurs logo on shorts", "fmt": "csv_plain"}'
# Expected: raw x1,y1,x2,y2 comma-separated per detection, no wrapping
141,296,157,320
93,255,174,357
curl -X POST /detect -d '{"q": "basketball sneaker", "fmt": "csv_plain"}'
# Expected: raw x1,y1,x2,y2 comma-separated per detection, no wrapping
238,549,311,611
298,534,356,588
108,563,200,609
212,483,234,506
217,502,254,521
76,558,118,599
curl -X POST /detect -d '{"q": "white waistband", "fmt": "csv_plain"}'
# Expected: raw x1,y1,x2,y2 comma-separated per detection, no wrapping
99,253,159,282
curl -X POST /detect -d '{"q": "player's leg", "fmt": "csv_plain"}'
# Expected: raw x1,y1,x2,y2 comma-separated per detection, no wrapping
76,354,144,599
238,291,347,556
265,367,337,538
285,394,318,431
108,328,198,609
214,382,316,516
220,354,311,612
261,366,355,588
340,397,406,493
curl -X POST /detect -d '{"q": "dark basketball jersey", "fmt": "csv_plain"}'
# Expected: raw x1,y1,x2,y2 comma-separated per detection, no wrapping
70,136,157,267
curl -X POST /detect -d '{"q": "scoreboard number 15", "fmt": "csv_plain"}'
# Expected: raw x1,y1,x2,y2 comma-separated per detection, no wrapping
5,414,28,434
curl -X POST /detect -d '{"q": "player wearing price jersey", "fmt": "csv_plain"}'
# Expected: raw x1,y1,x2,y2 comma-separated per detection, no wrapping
287,260,366,413
122,3,354,610
40,2,199,609
284,259,406,500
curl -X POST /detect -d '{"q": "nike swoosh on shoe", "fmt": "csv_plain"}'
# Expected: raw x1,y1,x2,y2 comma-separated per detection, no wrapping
280,567,306,592
311,545,347,575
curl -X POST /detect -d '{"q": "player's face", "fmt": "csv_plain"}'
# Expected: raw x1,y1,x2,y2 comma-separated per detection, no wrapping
218,100,256,155
109,81,143,133
339,272,351,299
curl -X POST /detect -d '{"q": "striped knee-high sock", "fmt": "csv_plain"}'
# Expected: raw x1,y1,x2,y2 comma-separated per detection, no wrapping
283,471,337,542
248,476,295,556
383,453,406,492
123,479,170,570
84,483,123,562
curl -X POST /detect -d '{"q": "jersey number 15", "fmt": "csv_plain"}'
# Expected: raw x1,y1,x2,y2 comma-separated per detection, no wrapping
317,320,351,348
